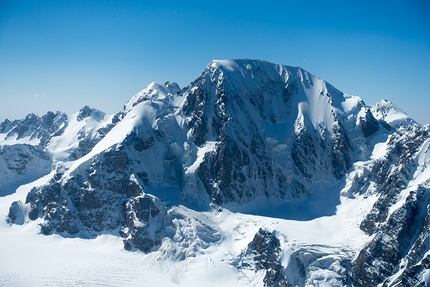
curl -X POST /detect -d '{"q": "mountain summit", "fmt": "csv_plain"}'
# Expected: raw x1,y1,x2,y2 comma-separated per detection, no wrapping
2,59,429,286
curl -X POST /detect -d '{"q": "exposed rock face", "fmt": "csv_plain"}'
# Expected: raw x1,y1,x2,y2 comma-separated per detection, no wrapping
182,60,386,205
14,144,167,252
0,144,50,174
358,125,430,235
7,200,26,225
238,229,288,287
0,119,14,134
1,111,68,145
349,124,430,287
352,187,430,287
359,108,384,138
10,121,187,251
121,194,166,252
0,144,51,196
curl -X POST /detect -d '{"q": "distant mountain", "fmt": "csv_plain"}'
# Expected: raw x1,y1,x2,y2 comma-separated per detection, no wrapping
0,111,68,146
2,59,429,286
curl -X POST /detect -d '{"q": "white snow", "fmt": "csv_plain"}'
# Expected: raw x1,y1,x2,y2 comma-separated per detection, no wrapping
0,226,178,287
124,81,181,113
211,59,241,72
371,99,416,127
424,266,430,286
46,111,114,162
340,95,362,114
185,141,218,174
413,137,430,184
371,136,390,160
0,134,40,146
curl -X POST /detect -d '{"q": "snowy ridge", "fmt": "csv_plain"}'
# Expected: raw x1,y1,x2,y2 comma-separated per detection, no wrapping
47,106,115,162
124,81,182,113
1,59,429,286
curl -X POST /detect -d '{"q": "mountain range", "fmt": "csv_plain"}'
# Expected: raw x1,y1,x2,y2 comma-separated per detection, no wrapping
1,59,429,286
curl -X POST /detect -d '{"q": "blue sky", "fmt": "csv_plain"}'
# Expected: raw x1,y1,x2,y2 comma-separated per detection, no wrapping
1,0,429,123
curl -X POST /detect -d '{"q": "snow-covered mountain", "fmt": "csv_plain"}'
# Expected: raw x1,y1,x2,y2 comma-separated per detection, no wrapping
371,99,417,128
1,59,429,286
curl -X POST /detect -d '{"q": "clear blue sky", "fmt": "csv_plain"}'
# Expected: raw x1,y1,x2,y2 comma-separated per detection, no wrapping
1,0,429,123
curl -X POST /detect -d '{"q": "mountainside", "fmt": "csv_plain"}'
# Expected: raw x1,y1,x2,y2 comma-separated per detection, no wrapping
1,59,429,286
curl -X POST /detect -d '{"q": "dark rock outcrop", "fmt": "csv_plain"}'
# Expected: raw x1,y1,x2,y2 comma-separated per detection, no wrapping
238,228,288,287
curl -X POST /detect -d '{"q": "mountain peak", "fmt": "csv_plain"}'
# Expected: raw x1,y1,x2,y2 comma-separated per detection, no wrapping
200,59,363,136
371,99,416,127
77,105,106,122
124,81,181,113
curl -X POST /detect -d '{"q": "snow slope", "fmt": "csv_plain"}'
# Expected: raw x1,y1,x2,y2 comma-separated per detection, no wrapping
371,99,417,127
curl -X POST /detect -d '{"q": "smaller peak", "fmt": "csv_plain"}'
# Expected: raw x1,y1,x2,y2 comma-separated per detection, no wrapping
373,99,400,111
371,99,416,128
24,113,38,121
77,105,105,122
0,118,13,125
0,119,14,134
146,81,161,89
124,81,181,112
375,99,392,106
78,105,93,114
41,110,64,120
41,111,67,126
164,81,181,94
146,81,181,95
